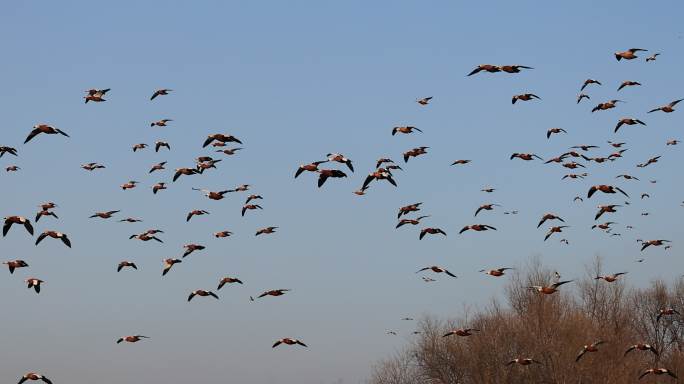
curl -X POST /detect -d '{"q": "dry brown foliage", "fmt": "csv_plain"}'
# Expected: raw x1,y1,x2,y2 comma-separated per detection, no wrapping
370,258,684,384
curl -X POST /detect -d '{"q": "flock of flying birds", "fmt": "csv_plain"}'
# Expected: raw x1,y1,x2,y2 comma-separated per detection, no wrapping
0,47,682,383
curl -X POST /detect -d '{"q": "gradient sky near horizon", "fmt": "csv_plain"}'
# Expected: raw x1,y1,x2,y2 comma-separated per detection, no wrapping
1,1,683,383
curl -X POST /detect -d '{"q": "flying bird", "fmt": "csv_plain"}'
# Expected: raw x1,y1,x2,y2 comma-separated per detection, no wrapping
84,88,110,103
3,216,34,237
416,266,457,278
648,99,682,113
24,124,69,144
273,338,307,348
35,231,71,248
614,48,647,61
188,290,219,301
117,335,149,344
419,227,447,240
150,88,172,100
511,93,540,104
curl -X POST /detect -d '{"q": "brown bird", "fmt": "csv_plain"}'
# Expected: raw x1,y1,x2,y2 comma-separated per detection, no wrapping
459,224,496,234
510,153,543,161
182,244,205,258
442,328,480,337
35,231,71,248
0,146,18,157
326,153,354,172
467,64,501,76
547,128,567,139
592,99,623,112
132,143,147,152
419,227,447,240
363,168,397,189
667,139,680,145
587,185,629,198
186,209,209,222
615,118,645,133
6,165,20,172
480,267,514,277
18,372,53,384
258,289,290,298
591,222,616,231
81,162,105,171
398,203,422,219
416,96,432,105
403,146,429,162
595,205,620,220
317,169,347,187
528,280,573,294
475,204,500,217
416,266,456,277
625,343,658,356
245,194,262,204
215,147,243,156
376,158,394,168
117,261,137,272
511,93,540,104
615,48,647,61
150,88,172,100
3,259,28,274
256,226,278,236
173,167,199,182
152,182,167,194
192,188,229,200
242,204,263,217
608,141,627,148
537,213,564,228
120,181,138,190
618,81,641,91
3,216,34,236
392,126,422,136
84,88,109,103
24,124,69,144
188,289,219,301
506,358,542,366
641,239,671,251
25,278,44,293
562,173,588,180
155,141,170,152
451,159,471,166
648,99,683,113
577,93,590,104
580,79,601,91
638,368,678,380
576,341,605,362
616,174,639,181
203,134,242,147
396,215,430,228
89,210,120,219
150,119,172,127
162,258,181,276
294,160,328,178
544,226,568,241
218,277,243,289
129,233,163,243
214,230,233,238
117,335,149,344
637,155,661,168
595,272,627,282
273,338,307,348
499,65,533,73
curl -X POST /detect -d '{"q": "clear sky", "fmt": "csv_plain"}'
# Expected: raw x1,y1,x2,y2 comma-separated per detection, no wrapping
1,1,682,383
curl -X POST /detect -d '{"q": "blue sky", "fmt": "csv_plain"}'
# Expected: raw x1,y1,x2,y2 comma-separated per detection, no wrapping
1,1,683,383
